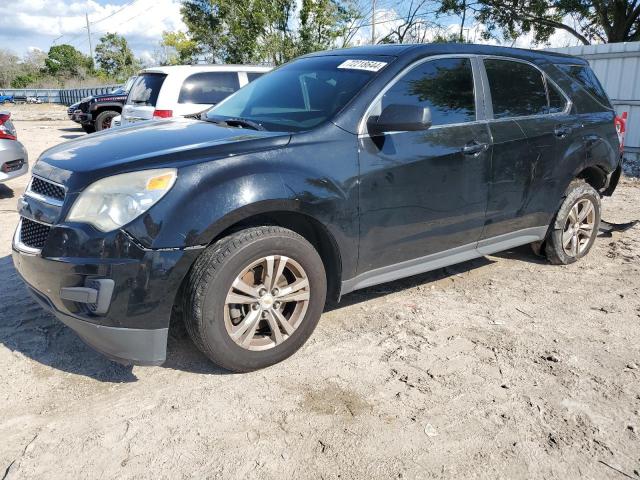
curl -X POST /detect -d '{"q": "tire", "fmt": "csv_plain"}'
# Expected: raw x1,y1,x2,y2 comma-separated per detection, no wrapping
182,226,327,372
81,124,95,134
545,179,601,265
94,110,119,131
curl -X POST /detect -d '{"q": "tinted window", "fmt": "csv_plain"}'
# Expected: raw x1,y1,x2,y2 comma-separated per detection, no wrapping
556,64,610,106
485,59,548,118
207,55,388,132
381,58,475,126
247,72,264,82
126,73,167,107
547,81,567,113
178,72,240,104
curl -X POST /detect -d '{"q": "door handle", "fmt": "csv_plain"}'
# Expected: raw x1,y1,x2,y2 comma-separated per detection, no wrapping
554,125,572,138
462,140,488,156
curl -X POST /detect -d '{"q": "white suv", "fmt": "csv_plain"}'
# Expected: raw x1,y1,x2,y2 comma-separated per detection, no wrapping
120,65,271,126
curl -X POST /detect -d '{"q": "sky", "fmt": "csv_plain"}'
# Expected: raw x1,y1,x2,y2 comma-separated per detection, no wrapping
0,0,585,63
0,0,186,62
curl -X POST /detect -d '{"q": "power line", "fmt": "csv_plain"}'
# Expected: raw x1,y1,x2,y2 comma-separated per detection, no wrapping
90,0,139,25
51,0,140,46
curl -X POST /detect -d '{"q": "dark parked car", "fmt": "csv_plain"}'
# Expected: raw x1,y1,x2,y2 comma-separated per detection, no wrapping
74,76,137,133
12,44,621,371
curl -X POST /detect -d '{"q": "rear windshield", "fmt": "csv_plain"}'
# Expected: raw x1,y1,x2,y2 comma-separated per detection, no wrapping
556,64,611,107
126,73,167,107
206,55,392,132
178,72,240,105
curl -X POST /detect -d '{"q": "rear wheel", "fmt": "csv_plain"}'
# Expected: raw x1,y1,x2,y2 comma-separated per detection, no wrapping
545,180,601,265
182,226,327,372
94,110,119,131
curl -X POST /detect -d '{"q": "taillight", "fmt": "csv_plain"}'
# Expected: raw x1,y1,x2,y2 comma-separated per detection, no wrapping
0,113,17,140
152,109,173,119
615,112,627,153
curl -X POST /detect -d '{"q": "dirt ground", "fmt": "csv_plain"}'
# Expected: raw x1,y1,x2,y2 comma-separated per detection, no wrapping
1,108,639,479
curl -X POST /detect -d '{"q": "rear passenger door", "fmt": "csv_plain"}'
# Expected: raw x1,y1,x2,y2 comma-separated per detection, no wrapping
480,58,574,242
173,72,241,116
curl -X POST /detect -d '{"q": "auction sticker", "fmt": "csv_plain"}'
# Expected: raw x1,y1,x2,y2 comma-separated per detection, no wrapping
337,59,387,72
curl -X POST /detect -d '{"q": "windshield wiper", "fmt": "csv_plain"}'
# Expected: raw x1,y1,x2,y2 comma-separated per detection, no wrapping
205,116,265,131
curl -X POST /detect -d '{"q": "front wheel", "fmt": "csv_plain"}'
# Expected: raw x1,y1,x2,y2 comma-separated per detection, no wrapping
545,180,601,265
182,226,327,372
94,110,119,131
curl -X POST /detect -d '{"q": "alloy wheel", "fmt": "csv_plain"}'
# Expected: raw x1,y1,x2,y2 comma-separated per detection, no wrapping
562,198,596,257
224,255,310,351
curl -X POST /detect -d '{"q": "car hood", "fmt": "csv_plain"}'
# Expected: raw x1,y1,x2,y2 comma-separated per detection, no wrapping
34,118,291,190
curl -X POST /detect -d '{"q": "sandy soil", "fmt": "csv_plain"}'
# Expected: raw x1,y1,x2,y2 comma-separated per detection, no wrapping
1,111,639,479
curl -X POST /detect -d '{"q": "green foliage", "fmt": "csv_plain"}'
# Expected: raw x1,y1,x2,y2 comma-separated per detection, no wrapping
438,0,640,45
95,33,140,79
11,73,39,88
45,44,93,78
161,31,200,65
179,0,360,65
298,0,356,55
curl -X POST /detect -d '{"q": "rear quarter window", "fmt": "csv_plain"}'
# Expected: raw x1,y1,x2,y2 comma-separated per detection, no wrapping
555,64,611,108
247,72,265,82
126,73,167,107
178,72,241,104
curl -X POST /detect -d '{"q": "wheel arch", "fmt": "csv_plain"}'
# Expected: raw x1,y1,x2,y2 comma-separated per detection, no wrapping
575,164,609,191
172,203,344,311
211,208,343,306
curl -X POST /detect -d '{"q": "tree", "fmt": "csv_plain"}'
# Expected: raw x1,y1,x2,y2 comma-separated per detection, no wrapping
0,49,20,88
298,0,358,54
439,0,640,45
95,33,139,78
378,0,440,44
160,31,199,65
45,44,93,79
180,0,363,64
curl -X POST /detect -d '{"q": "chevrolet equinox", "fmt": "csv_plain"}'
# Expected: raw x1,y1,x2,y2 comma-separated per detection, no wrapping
12,44,622,371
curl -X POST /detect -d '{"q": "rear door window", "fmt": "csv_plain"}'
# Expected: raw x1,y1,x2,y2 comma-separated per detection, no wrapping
556,64,610,107
547,81,567,113
484,59,548,118
380,57,476,126
178,72,241,105
126,73,167,107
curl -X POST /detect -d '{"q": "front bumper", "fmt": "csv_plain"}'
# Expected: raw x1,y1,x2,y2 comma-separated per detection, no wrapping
12,223,202,366
27,285,168,365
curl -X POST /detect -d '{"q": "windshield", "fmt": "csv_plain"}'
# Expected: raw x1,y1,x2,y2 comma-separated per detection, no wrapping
205,55,392,132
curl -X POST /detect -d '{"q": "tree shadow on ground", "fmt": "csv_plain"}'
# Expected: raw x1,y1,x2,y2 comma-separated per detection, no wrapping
0,184,14,200
0,245,549,380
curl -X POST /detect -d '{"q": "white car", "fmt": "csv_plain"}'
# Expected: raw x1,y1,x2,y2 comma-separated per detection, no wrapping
120,65,272,126
0,111,28,183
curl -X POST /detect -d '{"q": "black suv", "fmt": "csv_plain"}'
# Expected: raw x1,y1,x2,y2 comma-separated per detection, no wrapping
13,44,621,371
73,76,137,133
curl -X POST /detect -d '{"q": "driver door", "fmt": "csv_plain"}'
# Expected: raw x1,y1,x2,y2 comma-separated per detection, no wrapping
357,56,492,276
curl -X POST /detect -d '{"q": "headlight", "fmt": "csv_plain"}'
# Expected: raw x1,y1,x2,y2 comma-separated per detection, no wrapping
67,168,177,232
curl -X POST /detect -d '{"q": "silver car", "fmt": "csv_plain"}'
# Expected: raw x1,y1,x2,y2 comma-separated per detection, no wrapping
0,111,28,182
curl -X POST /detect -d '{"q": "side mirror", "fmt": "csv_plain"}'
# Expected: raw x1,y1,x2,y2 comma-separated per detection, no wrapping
367,104,432,136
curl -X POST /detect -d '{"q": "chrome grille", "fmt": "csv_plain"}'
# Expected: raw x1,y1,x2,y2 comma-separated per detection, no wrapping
20,218,51,249
30,176,66,202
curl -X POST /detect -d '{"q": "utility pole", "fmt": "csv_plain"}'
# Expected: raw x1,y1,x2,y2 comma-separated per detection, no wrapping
371,0,376,44
85,13,94,66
